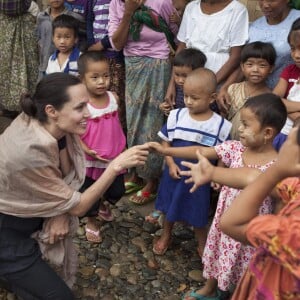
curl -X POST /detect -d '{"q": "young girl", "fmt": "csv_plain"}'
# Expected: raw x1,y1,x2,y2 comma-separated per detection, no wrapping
226,41,276,140
149,93,287,299
273,18,300,150
151,68,232,256
78,51,126,243
221,127,300,300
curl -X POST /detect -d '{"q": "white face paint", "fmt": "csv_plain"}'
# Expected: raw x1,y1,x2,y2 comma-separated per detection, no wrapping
238,108,264,147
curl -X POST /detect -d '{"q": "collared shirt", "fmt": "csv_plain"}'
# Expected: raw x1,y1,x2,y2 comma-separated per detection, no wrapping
46,47,81,76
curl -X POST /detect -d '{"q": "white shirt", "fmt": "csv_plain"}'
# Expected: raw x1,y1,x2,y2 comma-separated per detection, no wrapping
177,0,248,73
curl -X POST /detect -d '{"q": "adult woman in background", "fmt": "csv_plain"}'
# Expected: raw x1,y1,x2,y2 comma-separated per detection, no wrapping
218,0,300,112
108,0,178,204
0,0,39,116
0,73,148,300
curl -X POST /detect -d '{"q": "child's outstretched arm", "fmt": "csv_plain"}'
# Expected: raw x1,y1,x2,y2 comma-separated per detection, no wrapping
180,151,262,193
148,142,218,160
220,127,300,244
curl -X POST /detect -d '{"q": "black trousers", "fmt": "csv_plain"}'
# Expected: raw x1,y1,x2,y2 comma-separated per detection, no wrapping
0,213,74,300
4,258,74,300
79,174,125,217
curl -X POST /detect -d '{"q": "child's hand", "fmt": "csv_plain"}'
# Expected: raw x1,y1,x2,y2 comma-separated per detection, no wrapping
147,142,166,155
169,12,181,25
169,163,181,179
159,101,172,116
87,149,110,163
180,150,215,192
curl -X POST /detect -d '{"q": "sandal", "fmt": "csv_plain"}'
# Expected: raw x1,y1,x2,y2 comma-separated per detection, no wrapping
124,181,144,194
145,210,164,226
85,226,102,243
98,204,114,222
182,289,223,300
129,190,156,205
152,237,171,255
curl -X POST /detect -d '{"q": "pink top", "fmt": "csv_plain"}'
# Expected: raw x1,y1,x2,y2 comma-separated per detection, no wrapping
108,0,178,59
81,91,126,180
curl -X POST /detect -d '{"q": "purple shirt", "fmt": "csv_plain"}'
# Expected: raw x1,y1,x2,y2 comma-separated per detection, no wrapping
108,0,178,59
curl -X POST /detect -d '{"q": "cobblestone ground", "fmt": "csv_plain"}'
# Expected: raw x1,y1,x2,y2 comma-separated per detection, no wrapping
0,200,206,300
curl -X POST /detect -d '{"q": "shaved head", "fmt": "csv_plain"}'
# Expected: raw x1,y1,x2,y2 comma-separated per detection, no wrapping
184,68,217,94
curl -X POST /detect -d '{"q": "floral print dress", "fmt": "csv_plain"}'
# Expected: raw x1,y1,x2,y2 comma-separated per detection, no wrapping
202,140,274,291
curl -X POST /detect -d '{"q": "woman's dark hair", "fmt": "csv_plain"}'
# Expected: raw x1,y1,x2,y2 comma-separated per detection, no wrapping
241,42,276,66
287,17,300,43
20,73,81,123
243,93,287,134
173,48,207,70
52,14,79,37
78,51,108,75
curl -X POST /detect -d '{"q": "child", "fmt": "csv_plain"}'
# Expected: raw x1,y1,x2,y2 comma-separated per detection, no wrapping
37,0,84,79
227,41,275,140
151,68,232,257
46,14,81,76
150,93,287,299
78,51,126,243
220,127,300,300
273,18,300,150
159,48,207,116
64,0,88,50
86,0,126,131
170,0,191,26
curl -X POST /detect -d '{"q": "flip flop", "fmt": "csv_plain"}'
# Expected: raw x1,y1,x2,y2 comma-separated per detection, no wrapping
145,210,164,226
128,190,156,205
182,289,223,300
124,181,144,194
85,226,102,243
98,205,114,222
152,237,171,255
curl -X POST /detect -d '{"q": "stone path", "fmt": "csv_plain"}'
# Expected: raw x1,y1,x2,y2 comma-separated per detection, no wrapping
0,197,205,300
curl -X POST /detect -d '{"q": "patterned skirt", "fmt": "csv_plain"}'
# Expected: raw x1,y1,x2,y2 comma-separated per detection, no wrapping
107,57,126,132
125,56,171,179
0,13,39,111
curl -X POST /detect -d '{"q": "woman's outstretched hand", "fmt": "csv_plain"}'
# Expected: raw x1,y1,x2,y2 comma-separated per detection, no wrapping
111,144,149,172
180,150,215,192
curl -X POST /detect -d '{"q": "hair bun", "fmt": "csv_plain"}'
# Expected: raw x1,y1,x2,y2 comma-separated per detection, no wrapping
20,93,37,117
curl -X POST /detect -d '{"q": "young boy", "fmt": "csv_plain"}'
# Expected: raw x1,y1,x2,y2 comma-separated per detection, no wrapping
46,14,81,76
37,0,83,80
160,48,206,115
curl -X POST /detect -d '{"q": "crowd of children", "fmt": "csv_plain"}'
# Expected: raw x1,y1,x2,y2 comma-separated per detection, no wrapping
1,0,300,299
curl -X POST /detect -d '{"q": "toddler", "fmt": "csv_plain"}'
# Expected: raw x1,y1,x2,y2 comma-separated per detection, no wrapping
37,0,83,79
160,48,207,116
227,41,275,140
46,14,81,76
78,51,126,243
152,68,232,256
